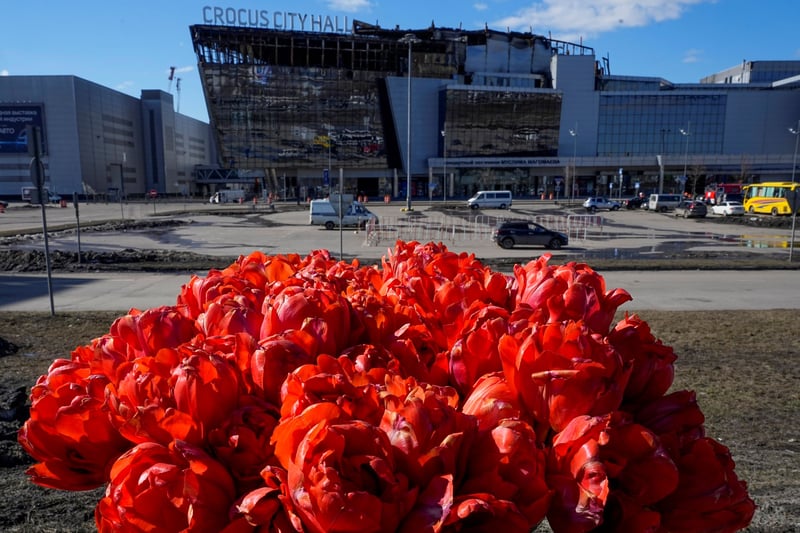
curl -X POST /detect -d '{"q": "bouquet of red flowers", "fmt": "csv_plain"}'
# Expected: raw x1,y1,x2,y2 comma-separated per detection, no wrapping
19,242,755,532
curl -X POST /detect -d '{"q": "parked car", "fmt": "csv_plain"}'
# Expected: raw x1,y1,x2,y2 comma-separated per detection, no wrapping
674,200,708,218
711,200,745,216
492,221,568,249
582,197,621,212
622,196,644,209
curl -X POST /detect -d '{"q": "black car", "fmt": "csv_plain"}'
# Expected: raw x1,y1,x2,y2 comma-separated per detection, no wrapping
674,200,708,218
492,221,568,249
622,196,644,209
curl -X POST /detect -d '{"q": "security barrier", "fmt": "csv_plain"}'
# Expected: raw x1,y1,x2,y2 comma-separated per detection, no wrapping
363,212,605,247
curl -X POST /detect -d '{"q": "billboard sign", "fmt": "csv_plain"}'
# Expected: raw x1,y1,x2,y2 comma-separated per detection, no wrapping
0,105,45,154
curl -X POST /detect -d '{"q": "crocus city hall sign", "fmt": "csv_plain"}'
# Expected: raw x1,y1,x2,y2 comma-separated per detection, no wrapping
202,5,350,33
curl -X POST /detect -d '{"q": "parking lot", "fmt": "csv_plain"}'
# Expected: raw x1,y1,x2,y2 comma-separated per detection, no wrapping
2,198,798,312
1,197,795,263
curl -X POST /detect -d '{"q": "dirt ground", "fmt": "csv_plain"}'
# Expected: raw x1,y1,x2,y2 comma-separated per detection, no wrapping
1,305,798,532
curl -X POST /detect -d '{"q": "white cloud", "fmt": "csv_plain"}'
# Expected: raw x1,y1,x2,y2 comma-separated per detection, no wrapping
116,81,135,91
492,0,710,41
0,69,9,76
683,48,703,64
326,0,373,12
175,65,194,74
474,2,489,10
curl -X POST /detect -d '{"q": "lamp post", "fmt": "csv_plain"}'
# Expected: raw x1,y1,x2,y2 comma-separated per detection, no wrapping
399,33,421,211
789,121,799,262
680,122,691,197
568,125,578,204
789,120,799,183
441,128,447,204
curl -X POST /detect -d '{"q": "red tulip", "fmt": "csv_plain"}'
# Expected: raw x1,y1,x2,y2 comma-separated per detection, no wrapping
280,354,386,426
547,412,679,533
250,330,316,405
460,418,551,528
177,269,266,318
499,320,631,434
107,306,200,359
512,255,631,335
96,440,236,532
273,403,417,533
228,466,303,531
656,437,756,533
18,359,131,490
339,342,400,374
106,348,202,445
208,395,281,493
633,390,706,457
608,313,676,404
198,332,261,395
447,305,509,396
461,372,523,431
172,349,241,439
347,285,402,346
261,285,354,357
221,250,303,287
381,383,476,489
195,293,264,337
70,307,199,387
442,493,531,532
395,474,453,532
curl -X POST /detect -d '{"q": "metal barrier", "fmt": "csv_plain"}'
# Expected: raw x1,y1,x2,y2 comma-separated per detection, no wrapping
363,212,605,246
565,214,604,241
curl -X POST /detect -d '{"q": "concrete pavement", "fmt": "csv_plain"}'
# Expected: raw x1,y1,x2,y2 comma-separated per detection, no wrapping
2,269,798,313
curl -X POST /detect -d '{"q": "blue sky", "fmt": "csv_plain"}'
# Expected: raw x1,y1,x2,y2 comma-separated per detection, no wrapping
2,0,799,123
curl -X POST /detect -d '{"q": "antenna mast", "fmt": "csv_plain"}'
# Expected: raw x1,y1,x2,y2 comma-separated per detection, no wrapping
167,66,176,92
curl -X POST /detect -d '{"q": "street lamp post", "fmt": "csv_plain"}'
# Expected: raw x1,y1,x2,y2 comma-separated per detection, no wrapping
399,33,421,211
569,125,578,204
441,128,447,204
658,128,670,194
680,122,691,197
789,120,799,183
789,120,799,262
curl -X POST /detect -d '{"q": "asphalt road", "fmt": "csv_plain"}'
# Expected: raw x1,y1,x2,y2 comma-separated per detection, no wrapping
2,269,798,313
1,199,798,311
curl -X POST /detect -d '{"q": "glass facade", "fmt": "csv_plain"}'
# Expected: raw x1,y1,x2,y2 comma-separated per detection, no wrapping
202,64,387,170
597,93,726,157
189,23,800,199
444,87,562,158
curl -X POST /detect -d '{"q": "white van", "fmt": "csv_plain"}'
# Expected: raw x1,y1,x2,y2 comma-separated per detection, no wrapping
309,199,377,230
467,190,513,210
648,193,682,212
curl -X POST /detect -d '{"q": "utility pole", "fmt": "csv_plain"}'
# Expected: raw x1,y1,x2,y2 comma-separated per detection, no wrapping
27,125,55,315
